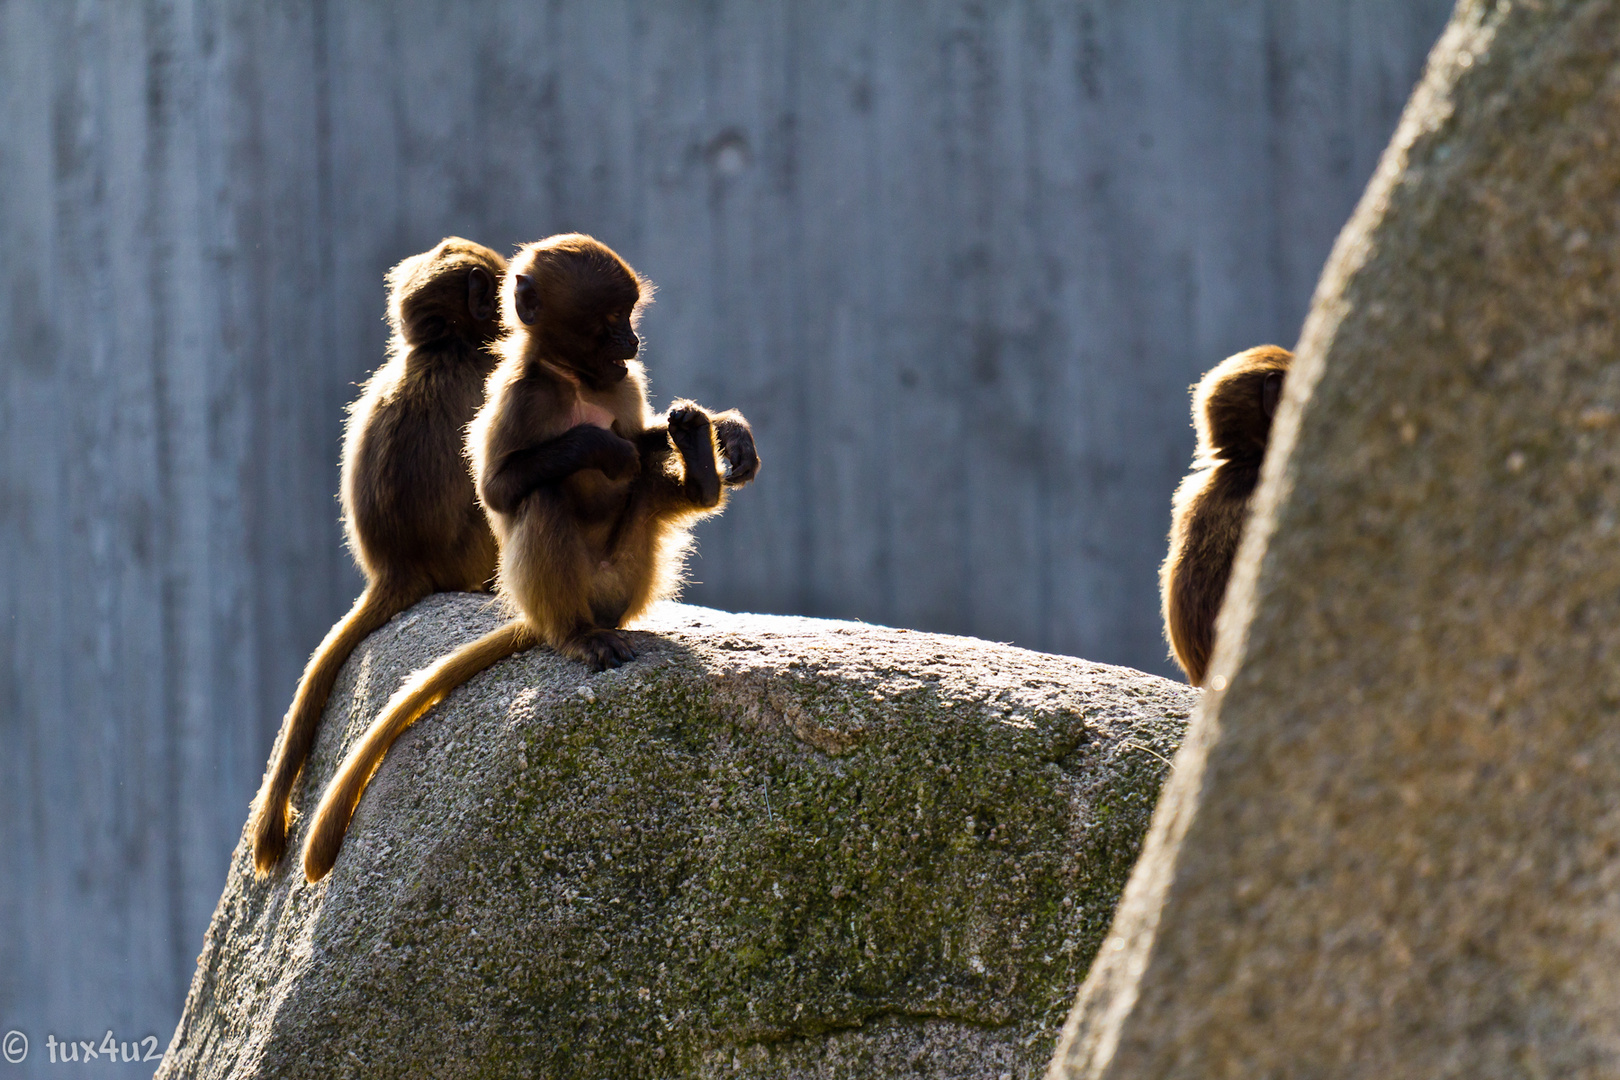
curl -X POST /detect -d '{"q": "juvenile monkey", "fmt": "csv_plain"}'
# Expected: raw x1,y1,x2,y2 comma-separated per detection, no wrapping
1161,345,1290,686
301,233,759,881
248,237,507,875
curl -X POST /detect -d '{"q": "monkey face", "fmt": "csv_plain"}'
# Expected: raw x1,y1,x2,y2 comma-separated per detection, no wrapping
599,310,640,365
514,278,643,388
545,303,640,390
604,312,639,360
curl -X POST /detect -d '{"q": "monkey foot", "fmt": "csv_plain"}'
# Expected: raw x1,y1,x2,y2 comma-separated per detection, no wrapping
567,628,636,671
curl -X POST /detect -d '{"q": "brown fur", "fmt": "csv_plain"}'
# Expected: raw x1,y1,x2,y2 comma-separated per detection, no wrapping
247,237,506,876
301,234,759,881
1162,345,1291,685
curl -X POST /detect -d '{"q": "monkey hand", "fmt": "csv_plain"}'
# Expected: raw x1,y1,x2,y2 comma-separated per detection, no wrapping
665,404,722,506
590,428,641,481
665,403,713,439
559,424,639,481
713,411,760,486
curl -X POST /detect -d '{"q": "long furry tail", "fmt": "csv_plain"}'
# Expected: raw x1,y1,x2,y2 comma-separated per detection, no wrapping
301,619,535,882
249,582,420,876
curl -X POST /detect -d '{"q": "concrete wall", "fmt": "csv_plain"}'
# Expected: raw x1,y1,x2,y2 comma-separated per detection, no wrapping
0,0,1449,1068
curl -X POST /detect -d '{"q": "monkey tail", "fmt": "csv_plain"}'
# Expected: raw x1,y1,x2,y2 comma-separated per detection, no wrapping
301,619,536,882
249,582,422,877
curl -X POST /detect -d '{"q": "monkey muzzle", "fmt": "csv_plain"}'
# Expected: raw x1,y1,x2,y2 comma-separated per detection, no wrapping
614,329,640,360
578,359,631,391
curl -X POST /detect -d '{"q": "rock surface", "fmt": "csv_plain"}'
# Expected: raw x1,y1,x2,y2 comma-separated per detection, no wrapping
1052,3,1620,1078
157,597,1192,1079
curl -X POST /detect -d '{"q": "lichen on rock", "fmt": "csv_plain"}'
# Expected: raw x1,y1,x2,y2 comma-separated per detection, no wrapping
159,596,1192,1079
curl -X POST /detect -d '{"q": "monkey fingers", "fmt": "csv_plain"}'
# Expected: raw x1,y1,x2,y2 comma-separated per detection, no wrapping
712,411,760,486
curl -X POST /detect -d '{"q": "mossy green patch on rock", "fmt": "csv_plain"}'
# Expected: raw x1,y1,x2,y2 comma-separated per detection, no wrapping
159,598,1192,1080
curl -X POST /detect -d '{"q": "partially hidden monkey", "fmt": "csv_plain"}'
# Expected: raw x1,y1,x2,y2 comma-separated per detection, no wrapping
301,233,759,881
248,237,507,876
1161,345,1290,686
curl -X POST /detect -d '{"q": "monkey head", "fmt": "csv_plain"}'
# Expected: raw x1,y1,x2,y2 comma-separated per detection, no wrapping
386,237,507,350
504,233,652,391
1192,345,1292,463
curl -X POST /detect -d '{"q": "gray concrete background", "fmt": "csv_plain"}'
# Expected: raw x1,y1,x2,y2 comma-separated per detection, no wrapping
0,1,1448,1069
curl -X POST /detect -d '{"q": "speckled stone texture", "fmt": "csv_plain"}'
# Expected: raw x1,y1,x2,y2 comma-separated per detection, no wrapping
1051,3,1620,1079
156,597,1191,1079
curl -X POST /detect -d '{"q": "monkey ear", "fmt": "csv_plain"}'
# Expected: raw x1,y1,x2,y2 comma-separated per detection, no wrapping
513,274,541,326
467,266,496,322
1261,370,1284,420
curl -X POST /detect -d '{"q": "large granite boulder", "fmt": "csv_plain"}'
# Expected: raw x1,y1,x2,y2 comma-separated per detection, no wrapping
1053,2,1620,1078
159,596,1192,1079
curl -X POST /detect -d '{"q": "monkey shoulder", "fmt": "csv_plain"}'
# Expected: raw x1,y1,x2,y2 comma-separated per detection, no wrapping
496,365,580,441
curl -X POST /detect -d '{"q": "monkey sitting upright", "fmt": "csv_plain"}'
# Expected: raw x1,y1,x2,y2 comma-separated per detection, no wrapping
300,233,759,881
1161,345,1290,686
247,237,507,876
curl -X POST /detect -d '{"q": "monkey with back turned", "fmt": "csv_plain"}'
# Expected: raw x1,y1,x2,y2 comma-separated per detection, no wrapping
1161,345,1290,686
247,237,507,875
301,233,759,881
